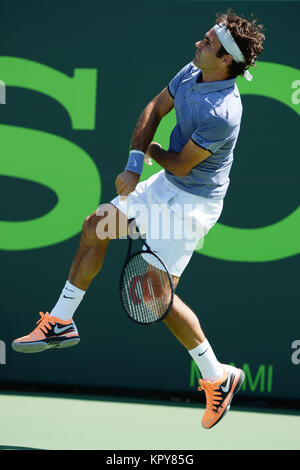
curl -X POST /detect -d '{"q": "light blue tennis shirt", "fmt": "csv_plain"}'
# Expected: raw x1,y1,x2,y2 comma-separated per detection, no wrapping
166,62,243,199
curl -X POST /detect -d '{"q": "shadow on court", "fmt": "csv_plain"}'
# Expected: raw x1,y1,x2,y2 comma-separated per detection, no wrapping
0,392,299,450
1,388,300,416
0,445,43,450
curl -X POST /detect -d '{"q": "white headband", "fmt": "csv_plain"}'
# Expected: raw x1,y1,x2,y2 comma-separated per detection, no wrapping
214,22,253,82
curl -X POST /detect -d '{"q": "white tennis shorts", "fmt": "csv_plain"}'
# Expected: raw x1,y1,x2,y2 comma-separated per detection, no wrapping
110,170,223,277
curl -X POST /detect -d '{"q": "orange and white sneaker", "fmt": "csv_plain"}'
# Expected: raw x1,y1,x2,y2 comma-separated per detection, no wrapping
198,364,245,429
12,312,80,353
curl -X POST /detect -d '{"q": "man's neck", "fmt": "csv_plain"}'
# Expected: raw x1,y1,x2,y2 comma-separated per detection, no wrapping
197,70,230,83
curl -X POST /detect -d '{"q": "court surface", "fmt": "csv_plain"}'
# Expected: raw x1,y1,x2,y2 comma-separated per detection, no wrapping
0,392,299,450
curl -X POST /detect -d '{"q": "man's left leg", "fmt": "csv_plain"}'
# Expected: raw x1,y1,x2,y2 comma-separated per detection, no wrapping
163,277,245,429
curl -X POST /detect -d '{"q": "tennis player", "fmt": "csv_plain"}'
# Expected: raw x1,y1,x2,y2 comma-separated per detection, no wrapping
12,11,265,429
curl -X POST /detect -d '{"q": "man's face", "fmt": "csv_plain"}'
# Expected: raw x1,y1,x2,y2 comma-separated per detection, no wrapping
193,27,224,72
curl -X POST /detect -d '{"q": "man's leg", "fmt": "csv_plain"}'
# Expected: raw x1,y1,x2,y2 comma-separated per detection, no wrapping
163,276,223,381
67,205,120,291
164,293,205,349
12,204,128,352
50,203,128,316
163,276,244,430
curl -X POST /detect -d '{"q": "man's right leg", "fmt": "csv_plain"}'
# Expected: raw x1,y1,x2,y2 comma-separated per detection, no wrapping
12,204,128,353
67,204,119,292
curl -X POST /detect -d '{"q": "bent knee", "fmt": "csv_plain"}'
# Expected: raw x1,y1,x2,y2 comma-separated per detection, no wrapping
83,203,128,240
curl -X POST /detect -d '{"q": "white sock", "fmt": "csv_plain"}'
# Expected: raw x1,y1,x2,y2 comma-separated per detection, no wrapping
50,280,86,321
188,339,224,382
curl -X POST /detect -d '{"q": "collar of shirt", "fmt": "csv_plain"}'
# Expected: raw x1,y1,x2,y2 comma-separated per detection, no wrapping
193,71,236,94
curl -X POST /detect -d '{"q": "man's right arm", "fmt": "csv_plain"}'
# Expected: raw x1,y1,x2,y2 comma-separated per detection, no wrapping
130,87,174,152
115,87,174,196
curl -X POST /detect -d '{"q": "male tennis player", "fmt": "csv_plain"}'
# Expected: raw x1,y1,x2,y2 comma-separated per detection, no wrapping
13,11,265,429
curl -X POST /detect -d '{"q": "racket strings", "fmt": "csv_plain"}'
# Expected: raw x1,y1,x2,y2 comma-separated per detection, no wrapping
121,253,172,324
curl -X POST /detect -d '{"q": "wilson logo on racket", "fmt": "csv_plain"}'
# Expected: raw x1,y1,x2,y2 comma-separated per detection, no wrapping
129,271,162,305
120,218,174,325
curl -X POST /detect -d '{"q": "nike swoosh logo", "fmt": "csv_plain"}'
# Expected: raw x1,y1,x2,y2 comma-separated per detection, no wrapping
63,295,75,299
220,373,231,393
54,324,74,334
133,159,137,167
65,287,75,292
198,348,208,357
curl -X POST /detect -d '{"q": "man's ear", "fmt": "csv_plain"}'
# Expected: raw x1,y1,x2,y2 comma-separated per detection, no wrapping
222,54,233,66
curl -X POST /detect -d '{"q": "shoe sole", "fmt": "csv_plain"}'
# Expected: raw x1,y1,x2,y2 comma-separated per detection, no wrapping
11,336,80,353
203,369,245,430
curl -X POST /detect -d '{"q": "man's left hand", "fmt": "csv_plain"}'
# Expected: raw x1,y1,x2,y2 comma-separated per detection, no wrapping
145,142,162,160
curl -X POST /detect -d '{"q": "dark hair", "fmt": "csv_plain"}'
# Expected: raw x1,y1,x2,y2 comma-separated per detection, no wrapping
215,9,265,79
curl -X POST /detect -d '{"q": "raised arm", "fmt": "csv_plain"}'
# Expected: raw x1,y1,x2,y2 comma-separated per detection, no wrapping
115,88,174,196
130,87,174,152
146,139,212,177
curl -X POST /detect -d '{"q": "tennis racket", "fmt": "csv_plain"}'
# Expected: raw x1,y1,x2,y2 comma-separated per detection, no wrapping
120,219,174,326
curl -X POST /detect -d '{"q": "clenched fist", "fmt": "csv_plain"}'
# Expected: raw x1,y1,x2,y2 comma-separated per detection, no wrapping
115,170,140,196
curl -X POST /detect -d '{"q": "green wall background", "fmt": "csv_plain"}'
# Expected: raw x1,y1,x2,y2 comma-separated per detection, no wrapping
0,1,299,403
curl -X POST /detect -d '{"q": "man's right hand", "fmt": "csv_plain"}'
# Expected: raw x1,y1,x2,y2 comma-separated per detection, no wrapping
115,170,140,196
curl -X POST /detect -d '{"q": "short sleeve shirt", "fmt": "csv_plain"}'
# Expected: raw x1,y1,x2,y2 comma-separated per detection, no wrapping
166,62,243,199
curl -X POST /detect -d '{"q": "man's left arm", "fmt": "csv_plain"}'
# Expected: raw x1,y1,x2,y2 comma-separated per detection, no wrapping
146,139,212,177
